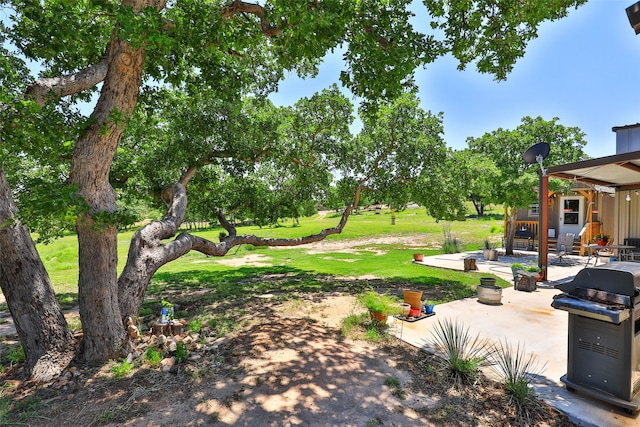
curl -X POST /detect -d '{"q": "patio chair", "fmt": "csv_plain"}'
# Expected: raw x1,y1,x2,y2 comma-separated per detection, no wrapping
553,233,575,265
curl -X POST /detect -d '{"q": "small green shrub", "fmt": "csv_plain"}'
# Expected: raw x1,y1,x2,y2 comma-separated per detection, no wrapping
175,342,189,363
489,225,503,233
356,290,401,316
429,319,490,388
139,307,153,316
145,347,162,368
111,359,133,378
6,344,25,365
188,318,202,333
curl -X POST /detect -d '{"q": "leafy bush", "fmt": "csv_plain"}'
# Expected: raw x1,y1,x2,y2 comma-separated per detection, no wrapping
139,307,153,316
111,360,133,378
175,343,189,363
145,347,162,368
356,290,401,316
7,344,25,365
429,319,490,388
188,318,202,333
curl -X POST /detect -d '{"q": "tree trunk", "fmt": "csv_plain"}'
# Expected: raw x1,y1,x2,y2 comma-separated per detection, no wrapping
505,205,517,256
70,32,146,361
0,170,74,382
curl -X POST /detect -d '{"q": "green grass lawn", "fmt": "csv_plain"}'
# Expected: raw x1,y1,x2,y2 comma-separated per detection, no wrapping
31,205,507,311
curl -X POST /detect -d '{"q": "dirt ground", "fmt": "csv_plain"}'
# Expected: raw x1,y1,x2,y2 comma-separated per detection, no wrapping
1,292,576,427
0,235,577,426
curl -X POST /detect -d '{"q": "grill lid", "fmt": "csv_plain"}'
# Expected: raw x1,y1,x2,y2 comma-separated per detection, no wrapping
555,261,640,298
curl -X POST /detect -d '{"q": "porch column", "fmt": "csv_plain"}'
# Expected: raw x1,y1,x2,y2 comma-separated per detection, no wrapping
540,174,549,280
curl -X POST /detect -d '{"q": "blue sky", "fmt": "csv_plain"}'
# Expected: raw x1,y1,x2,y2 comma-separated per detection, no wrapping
270,0,640,159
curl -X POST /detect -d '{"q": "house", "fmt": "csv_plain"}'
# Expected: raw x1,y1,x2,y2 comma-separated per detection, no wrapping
512,124,640,278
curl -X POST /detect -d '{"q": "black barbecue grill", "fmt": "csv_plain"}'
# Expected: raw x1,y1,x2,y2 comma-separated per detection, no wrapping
551,261,640,413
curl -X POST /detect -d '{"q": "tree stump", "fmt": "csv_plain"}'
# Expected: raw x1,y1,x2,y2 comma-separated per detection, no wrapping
464,257,478,272
151,320,184,336
516,274,537,292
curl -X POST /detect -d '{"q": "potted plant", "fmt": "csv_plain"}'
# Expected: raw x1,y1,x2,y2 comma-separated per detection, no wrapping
483,239,498,261
357,290,401,326
594,233,610,246
413,253,424,262
424,300,436,314
510,262,524,274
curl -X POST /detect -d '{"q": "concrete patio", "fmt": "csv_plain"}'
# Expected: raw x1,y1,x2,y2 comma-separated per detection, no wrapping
388,250,639,427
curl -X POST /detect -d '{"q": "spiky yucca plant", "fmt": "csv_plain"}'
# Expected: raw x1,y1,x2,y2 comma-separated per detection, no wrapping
429,319,491,388
442,224,462,254
490,339,547,422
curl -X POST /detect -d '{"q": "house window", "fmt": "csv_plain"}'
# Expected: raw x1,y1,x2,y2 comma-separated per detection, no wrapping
528,204,539,217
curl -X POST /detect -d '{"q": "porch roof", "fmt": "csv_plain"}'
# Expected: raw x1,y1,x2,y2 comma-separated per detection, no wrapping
546,150,640,191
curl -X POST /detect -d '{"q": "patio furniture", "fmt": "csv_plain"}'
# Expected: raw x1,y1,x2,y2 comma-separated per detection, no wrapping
582,241,636,266
553,233,575,265
624,238,640,261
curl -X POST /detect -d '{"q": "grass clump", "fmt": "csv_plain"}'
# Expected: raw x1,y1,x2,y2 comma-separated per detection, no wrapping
442,224,462,254
341,313,369,337
384,376,406,399
340,312,393,344
429,318,490,388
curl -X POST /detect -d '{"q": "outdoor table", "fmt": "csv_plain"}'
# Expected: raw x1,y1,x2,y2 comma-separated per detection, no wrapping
582,244,636,266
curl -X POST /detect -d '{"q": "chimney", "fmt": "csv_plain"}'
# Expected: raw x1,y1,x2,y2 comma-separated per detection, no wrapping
612,123,640,154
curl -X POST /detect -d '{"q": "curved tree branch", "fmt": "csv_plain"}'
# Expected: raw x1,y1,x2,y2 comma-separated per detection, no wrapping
117,182,188,320
117,180,365,322
222,1,282,37
24,58,109,106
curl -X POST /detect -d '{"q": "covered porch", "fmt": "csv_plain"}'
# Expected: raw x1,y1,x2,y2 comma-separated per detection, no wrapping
537,150,640,279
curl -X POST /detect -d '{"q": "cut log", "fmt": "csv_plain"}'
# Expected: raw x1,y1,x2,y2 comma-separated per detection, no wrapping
151,320,185,336
464,258,478,272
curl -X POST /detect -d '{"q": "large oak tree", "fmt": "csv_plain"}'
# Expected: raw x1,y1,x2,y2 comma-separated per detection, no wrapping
0,0,587,380
467,116,589,255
